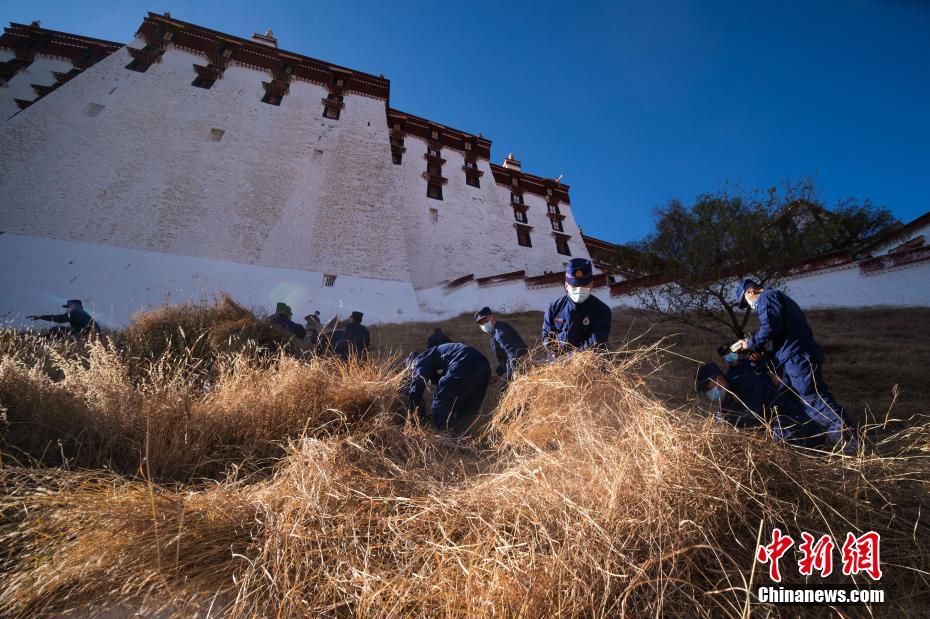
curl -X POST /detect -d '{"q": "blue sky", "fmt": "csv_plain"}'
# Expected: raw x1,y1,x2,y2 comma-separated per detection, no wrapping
3,0,928,243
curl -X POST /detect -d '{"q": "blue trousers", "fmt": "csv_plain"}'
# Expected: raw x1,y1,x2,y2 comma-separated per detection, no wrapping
781,350,851,445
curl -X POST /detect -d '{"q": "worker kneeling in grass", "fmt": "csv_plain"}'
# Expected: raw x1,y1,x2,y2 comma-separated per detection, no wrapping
405,343,492,434
696,361,822,446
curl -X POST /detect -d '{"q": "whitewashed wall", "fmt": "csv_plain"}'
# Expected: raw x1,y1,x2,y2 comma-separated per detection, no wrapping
0,49,75,121
0,233,421,328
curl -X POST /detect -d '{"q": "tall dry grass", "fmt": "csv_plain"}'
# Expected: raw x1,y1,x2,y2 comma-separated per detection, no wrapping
2,302,929,618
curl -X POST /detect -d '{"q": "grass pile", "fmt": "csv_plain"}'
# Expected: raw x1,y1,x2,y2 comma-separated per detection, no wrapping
1,301,929,617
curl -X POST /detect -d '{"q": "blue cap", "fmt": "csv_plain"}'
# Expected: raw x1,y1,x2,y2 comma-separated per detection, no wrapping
565,258,593,286
474,306,493,322
695,362,723,392
735,279,760,310
63,299,83,308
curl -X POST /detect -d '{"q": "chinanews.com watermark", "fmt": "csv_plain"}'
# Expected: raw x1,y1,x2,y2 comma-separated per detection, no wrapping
753,528,885,606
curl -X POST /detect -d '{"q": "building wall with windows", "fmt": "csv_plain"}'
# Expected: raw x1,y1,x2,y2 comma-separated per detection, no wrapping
0,15,595,324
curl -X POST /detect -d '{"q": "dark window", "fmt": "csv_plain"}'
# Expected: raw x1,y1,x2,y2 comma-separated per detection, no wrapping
514,210,528,224
465,141,473,151
465,160,477,169
191,76,215,89
427,182,443,200
551,219,564,232
511,192,523,205
429,208,439,223
323,106,339,119
548,204,561,215
517,228,532,247
323,274,337,287
466,175,480,188
392,151,403,165
126,59,151,73
427,163,442,176
556,237,571,256
262,92,283,106
428,146,441,158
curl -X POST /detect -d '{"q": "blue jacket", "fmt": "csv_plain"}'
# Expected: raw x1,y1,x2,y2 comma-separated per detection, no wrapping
37,309,96,336
267,313,306,339
342,322,371,356
489,320,528,379
427,329,452,348
747,289,817,363
408,343,490,418
720,362,812,429
541,294,611,354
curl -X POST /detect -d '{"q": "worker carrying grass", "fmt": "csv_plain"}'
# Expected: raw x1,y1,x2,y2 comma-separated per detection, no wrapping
405,343,491,433
266,302,306,339
475,306,528,385
542,258,611,357
27,299,98,338
696,361,822,446
732,279,859,454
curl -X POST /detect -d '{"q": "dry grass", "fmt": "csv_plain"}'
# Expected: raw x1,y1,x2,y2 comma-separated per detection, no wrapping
1,299,929,617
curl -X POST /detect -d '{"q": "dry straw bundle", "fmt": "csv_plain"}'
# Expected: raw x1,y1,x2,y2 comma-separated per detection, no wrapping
1,304,929,617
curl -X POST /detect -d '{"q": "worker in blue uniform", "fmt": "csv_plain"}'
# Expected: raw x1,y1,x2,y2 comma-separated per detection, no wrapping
733,279,858,454
406,342,491,433
474,306,528,383
27,299,98,338
266,302,306,339
696,361,821,445
427,327,452,349
339,311,371,359
541,258,611,356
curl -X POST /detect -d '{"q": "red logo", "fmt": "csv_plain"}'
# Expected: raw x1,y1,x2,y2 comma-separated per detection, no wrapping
755,529,882,582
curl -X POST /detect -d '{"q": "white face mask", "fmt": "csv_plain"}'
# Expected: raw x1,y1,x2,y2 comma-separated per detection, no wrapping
707,386,725,402
567,286,591,303
479,321,494,334
723,351,740,364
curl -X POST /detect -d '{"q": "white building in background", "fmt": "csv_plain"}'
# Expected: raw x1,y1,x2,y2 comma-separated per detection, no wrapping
1,15,628,326
1,16,927,328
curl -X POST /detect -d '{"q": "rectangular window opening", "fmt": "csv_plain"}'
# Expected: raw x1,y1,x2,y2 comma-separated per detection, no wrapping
556,237,571,256
262,92,282,106
551,219,564,232
514,210,527,224
323,105,340,119
466,175,480,188
125,59,151,73
517,228,532,248
209,128,225,142
323,274,337,287
83,103,105,117
429,208,439,224
191,76,216,89
427,183,443,200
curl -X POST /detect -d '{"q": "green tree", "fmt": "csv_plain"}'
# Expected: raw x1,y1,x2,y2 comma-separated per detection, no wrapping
633,183,893,339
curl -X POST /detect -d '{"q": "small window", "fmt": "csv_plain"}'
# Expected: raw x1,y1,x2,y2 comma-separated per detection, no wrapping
429,208,439,223
392,151,402,165
83,103,105,117
209,128,225,142
465,141,472,151
428,146,441,158
548,204,561,215
517,228,532,248
427,182,443,200
465,160,477,169
262,92,282,106
556,237,571,256
514,210,527,224
427,163,442,176
511,177,519,188
323,102,341,119
126,59,151,73
191,76,215,89
511,192,523,205
431,129,440,140
550,219,564,232
323,274,337,287
466,175,480,188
